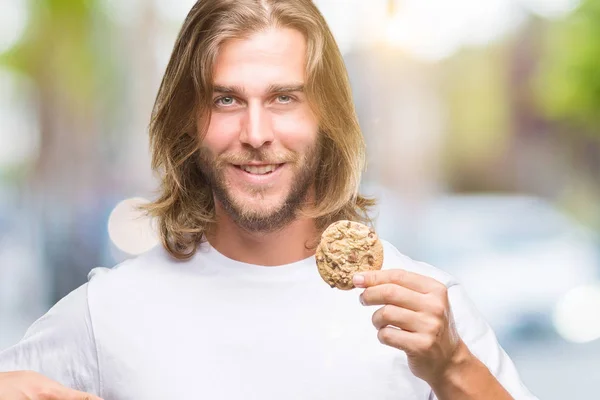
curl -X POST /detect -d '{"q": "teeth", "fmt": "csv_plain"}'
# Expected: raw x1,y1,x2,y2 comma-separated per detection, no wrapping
241,164,278,175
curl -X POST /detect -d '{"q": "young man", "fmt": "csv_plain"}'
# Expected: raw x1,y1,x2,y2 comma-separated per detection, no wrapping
0,1,538,399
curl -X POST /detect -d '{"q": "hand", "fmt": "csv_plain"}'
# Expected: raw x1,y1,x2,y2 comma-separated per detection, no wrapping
0,371,103,400
353,269,464,384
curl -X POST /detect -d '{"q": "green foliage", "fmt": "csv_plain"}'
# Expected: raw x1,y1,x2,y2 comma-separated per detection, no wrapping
0,0,110,103
441,43,512,163
535,0,600,134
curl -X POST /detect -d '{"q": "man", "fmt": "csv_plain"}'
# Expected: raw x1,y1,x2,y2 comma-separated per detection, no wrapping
0,1,538,399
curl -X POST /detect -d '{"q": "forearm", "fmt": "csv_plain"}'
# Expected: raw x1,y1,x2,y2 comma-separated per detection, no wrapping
429,341,514,400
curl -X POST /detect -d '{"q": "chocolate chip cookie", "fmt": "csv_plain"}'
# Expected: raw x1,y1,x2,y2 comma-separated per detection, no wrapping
316,220,384,290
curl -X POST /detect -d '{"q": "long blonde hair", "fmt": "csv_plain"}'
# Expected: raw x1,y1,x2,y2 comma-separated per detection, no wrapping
144,0,375,260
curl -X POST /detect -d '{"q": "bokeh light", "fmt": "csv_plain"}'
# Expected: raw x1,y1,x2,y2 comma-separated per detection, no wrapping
0,69,39,168
0,0,28,54
107,197,159,256
553,283,600,343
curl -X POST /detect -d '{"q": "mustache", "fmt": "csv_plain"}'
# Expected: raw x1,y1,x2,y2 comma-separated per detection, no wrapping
217,149,298,165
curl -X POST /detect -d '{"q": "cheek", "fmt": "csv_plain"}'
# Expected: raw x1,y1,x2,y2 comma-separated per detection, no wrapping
203,113,242,152
272,113,318,148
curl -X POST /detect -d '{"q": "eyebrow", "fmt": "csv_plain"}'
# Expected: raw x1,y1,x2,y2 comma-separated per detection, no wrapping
213,83,305,95
267,84,305,94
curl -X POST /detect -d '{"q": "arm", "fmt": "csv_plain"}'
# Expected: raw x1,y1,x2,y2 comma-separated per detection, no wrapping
354,271,538,400
429,339,513,399
0,284,101,397
0,371,102,400
429,283,538,400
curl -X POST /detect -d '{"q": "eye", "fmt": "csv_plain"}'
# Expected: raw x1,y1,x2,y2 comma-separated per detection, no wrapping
214,96,236,107
276,95,293,104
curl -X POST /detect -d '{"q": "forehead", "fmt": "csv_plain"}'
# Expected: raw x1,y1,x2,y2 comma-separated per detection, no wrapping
212,27,307,90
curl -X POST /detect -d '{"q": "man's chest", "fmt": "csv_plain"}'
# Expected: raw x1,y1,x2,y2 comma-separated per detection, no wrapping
93,282,432,399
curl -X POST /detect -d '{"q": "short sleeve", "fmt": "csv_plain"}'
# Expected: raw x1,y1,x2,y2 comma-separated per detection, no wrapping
430,283,539,400
0,283,100,395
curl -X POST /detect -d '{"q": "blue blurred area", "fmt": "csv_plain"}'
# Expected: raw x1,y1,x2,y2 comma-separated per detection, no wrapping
1,1,600,398
368,188,600,399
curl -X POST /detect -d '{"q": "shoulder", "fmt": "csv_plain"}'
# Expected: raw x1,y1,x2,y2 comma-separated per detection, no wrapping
380,239,458,288
84,244,197,306
0,283,99,389
87,244,185,284
379,240,481,328
379,241,497,354
19,283,92,342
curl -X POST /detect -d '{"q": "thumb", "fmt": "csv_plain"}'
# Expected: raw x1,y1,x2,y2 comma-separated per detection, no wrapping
66,389,104,400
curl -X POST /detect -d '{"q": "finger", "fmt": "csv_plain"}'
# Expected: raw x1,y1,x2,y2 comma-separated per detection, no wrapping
371,305,422,332
353,269,445,294
63,389,104,400
360,283,424,311
377,326,423,353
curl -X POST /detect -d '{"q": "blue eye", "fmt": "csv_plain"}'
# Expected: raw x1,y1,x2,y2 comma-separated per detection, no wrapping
277,95,293,103
215,96,236,106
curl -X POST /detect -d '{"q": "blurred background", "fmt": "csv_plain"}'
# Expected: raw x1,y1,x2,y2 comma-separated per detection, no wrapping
1,0,599,397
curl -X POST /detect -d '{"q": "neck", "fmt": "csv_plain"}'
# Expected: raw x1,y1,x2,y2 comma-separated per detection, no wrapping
206,204,319,266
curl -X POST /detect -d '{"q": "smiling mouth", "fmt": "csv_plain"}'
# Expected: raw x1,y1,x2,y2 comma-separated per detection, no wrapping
234,164,284,175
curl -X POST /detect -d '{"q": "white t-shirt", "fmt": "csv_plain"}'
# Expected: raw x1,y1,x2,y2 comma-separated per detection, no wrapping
0,240,537,399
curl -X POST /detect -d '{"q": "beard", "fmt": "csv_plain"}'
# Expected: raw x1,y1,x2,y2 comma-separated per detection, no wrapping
197,142,320,233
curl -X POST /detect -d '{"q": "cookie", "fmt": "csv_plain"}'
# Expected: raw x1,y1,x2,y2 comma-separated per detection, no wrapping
315,220,384,290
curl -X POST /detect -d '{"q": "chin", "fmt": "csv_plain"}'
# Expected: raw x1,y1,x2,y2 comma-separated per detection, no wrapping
238,201,286,218
236,189,286,206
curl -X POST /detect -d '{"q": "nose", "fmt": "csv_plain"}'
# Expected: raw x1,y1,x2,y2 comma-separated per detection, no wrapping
239,102,274,148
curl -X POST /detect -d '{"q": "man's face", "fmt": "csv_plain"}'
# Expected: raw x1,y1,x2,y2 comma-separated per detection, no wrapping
198,27,320,232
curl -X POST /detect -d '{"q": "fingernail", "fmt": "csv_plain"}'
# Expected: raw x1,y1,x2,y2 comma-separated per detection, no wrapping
359,293,366,306
353,274,365,287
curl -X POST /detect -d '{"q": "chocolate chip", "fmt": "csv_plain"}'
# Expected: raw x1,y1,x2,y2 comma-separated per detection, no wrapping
348,252,357,263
